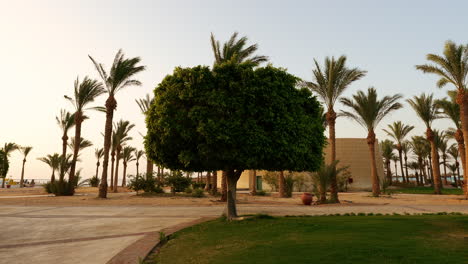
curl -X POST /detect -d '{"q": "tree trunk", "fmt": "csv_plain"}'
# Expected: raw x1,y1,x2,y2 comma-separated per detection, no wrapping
428,155,434,187
211,171,218,195
113,149,121,192
326,109,339,203
456,162,461,186
146,158,153,178
250,170,257,195
122,162,127,187
367,131,380,197
98,96,116,198
278,171,286,198
51,169,55,183
404,154,409,183
397,147,406,183
136,161,139,177
204,171,211,191
456,91,468,198
110,153,115,190
60,133,68,182
426,128,442,194
394,162,398,182
442,156,448,185
386,160,392,184
20,159,26,188
95,162,100,179
225,169,243,220
221,171,227,202
69,112,83,191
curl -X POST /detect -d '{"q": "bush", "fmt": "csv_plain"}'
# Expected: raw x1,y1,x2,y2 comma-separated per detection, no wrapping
88,176,100,187
184,187,193,194
263,172,279,191
166,171,192,193
192,182,205,189
192,188,205,198
127,174,163,194
256,190,267,196
43,180,75,196
285,175,295,197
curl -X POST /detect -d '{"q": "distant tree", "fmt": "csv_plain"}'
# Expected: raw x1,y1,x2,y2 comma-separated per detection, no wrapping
380,139,395,184
112,120,134,192
210,32,268,66
19,146,33,187
383,121,414,182
94,148,104,180
410,136,430,185
341,87,402,196
121,146,136,187
68,137,93,157
407,93,443,194
56,109,75,181
305,56,366,202
1,143,19,188
38,153,61,182
89,49,145,198
447,143,461,186
134,149,145,176
136,94,155,177
145,63,325,219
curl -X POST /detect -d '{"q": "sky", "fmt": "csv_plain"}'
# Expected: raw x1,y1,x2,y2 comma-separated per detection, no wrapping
0,0,466,181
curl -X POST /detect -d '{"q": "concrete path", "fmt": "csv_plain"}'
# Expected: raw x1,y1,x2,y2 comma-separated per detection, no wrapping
0,203,466,264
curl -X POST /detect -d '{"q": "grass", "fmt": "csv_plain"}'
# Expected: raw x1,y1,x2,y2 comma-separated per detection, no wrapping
149,214,467,264
391,186,463,195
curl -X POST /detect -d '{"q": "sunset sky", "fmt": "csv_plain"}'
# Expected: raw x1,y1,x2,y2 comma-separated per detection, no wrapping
0,0,466,180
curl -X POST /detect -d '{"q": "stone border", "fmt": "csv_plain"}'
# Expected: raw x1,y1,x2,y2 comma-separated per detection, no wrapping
106,217,216,264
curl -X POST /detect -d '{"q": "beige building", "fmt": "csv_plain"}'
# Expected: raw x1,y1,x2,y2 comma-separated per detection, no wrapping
217,138,385,191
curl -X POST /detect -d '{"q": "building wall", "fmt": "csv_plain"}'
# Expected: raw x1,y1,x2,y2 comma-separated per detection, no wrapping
217,138,385,191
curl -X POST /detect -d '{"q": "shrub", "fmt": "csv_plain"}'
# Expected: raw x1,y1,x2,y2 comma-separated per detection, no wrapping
184,187,193,194
256,190,267,196
191,188,205,198
88,176,100,187
284,174,295,197
263,172,279,191
127,175,163,194
166,171,192,193
192,182,205,189
43,180,75,196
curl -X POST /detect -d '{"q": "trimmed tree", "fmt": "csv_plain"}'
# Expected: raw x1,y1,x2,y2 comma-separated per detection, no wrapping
145,62,325,220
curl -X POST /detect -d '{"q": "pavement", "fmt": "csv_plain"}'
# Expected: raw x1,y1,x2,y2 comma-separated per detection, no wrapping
0,202,467,264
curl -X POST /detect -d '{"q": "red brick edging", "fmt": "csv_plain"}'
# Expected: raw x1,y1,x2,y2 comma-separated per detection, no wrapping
106,217,216,264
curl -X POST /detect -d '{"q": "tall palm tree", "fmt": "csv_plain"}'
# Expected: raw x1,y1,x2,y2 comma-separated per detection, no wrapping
19,146,33,187
133,149,145,176
341,87,402,196
112,120,135,192
56,109,75,181
210,32,268,66
94,148,104,180
436,131,449,185
306,56,366,202
89,49,145,198
380,139,395,184
415,41,468,197
136,94,155,177
110,131,118,190
38,153,61,182
435,92,466,176
68,137,93,157
411,136,430,186
448,143,461,186
121,146,136,187
65,76,104,189
1,143,19,188
407,93,443,194
383,121,414,183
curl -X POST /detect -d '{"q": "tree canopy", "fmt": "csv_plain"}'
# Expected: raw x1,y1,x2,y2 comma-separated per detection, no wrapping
145,62,325,173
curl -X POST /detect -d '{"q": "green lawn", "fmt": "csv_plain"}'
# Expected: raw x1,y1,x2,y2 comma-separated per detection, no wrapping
391,186,463,195
149,214,467,264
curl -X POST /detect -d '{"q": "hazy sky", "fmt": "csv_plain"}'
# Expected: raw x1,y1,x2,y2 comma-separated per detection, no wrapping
0,0,466,181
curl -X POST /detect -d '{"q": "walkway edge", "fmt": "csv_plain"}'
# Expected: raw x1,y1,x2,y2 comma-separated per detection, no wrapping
106,216,216,264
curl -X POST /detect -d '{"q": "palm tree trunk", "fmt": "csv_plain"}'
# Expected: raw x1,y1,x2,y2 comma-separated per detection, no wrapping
394,162,398,182
211,171,218,195
114,151,121,192
110,153,115,190
98,96,116,198
250,170,257,195
326,110,339,203
221,171,227,202
95,162,100,179
51,169,55,182
443,156,448,185
456,92,468,198
146,159,153,179
367,131,380,197
20,159,26,188
427,129,442,194
136,161,139,177
398,148,406,183
69,113,83,189
122,162,127,187
60,133,68,181
386,160,392,184
404,154,409,183
278,171,286,198
456,162,461,186
225,169,243,220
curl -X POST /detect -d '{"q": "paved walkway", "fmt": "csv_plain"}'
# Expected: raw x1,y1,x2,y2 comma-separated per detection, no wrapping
0,203,466,264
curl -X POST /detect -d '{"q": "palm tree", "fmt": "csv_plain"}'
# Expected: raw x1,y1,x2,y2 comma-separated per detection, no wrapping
210,32,268,66
341,87,402,196
56,109,75,181
415,41,468,197
448,143,461,186
410,136,430,185
391,155,399,182
136,94,155,177
68,137,93,157
383,121,414,183
435,92,466,176
305,56,366,202
401,141,411,182
65,76,104,189
38,153,61,182
407,93,443,194
448,163,459,186
19,146,33,187
380,139,395,184
133,149,144,176
58,154,74,179
436,131,449,185
94,148,104,180
110,131,118,190
121,146,135,187
112,120,135,192
1,143,19,188
89,49,145,198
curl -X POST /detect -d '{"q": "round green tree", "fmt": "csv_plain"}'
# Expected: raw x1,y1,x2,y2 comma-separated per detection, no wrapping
145,62,325,219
